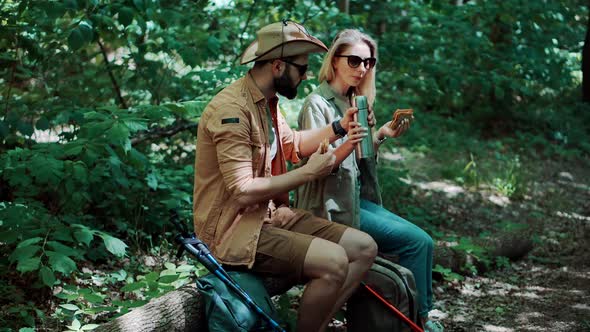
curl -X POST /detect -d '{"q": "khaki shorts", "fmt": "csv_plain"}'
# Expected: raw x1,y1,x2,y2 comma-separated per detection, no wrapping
250,208,348,283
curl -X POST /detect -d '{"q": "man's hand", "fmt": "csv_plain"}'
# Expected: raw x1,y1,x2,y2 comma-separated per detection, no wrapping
339,106,375,132
339,107,358,133
347,122,368,145
306,145,336,177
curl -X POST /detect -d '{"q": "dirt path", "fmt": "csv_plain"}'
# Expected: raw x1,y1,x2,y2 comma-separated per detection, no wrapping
408,158,590,331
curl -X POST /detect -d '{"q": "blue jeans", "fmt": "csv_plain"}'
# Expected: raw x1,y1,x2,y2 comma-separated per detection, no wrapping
360,199,434,317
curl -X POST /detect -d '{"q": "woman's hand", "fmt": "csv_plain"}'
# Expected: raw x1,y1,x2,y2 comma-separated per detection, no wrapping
368,105,376,127
380,118,411,138
346,122,368,145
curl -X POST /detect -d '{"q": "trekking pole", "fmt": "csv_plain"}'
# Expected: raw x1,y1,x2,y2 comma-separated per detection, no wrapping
362,282,424,332
170,211,285,332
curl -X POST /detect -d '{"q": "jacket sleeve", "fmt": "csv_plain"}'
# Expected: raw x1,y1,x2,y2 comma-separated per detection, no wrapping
205,105,254,199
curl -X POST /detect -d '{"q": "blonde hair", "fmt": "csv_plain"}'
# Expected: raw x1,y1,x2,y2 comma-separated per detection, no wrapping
318,29,378,107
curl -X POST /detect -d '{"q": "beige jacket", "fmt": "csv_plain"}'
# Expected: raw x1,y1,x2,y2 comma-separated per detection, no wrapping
193,72,301,267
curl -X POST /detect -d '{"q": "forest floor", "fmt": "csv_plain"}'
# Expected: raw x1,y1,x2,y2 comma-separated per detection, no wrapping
396,153,590,332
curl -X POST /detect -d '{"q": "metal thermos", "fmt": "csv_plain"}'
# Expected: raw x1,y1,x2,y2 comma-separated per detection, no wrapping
355,95,374,159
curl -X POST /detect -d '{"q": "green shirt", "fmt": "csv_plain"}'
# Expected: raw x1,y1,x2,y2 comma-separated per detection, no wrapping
294,81,382,229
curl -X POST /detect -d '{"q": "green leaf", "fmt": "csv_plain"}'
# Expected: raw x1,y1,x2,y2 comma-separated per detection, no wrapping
69,319,81,330
17,257,41,273
133,0,145,11
68,21,93,51
118,7,134,26
19,328,35,332
78,20,94,43
207,36,221,54
73,227,94,246
39,266,56,287
47,251,77,275
0,121,8,138
158,274,179,284
144,271,159,282
100,234,127,257
17,237,43,249
9,245,41,263
83,292,104,304
47,241,78,257
36,117,50,130
60,303,80,311
123,119,147,132
146,172,158,190
81,324,101,330
17,121,34,136
68,27,85,50
121,282,145,292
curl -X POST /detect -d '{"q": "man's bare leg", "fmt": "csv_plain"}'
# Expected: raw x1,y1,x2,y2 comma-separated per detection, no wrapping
319,228,377,330
296,238,349,332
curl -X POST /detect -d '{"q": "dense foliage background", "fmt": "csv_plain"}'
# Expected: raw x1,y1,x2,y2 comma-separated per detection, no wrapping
1,0,588,331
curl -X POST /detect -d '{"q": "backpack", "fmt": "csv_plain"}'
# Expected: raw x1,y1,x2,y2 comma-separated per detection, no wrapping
346,256,421,332
197,271,280,332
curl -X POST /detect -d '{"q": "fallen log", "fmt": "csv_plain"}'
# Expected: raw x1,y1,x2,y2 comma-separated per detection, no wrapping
434,232,534,276
96,276,296,332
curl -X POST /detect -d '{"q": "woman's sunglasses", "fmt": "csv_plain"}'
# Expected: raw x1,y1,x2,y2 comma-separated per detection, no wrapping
335,55,377,69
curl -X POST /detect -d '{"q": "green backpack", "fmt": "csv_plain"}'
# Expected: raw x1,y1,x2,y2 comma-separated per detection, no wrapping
347,256,420,332
197,271,280,332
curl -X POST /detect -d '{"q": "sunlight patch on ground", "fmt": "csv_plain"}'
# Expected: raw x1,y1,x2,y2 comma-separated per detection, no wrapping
482,324,514,332
400,179,465,198
557,179,590,192
488,194,510,207
460,282,483,297
428,308,448,320
556,211,590,222
524,285,551,292
379,150,405,162
572,303,590,311
513,291,541,299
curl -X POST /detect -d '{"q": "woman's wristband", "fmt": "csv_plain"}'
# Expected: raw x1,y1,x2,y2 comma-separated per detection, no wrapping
375,131,387,145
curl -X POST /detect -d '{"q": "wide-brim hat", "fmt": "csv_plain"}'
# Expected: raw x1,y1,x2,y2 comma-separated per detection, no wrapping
240,21,328,65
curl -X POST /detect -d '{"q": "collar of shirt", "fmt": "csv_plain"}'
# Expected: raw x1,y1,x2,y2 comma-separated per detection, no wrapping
318,81,350,117
245,71,266,104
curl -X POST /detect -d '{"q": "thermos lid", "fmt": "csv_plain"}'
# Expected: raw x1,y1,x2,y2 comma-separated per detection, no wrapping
355,95,368,110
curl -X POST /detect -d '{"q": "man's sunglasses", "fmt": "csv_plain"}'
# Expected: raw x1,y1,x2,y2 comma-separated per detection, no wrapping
335,55,377,69
281,59,308,76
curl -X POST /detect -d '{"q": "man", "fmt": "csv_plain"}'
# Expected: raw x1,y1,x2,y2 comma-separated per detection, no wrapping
193,21,377,332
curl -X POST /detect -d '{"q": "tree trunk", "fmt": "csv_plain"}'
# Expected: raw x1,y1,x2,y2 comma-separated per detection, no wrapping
95,276,296,332
583,4,590,103
95,286,205,332
338,0,349,14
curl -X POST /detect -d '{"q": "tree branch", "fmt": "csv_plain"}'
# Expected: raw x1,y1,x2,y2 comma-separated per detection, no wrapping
234,0,257,63
97,38,127,109
4,34,18,117
131,120,198,145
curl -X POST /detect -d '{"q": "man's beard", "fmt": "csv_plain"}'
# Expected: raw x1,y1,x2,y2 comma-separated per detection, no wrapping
274,71,299,100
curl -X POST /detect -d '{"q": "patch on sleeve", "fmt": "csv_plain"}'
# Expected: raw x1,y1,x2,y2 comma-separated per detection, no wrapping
221,117,240,124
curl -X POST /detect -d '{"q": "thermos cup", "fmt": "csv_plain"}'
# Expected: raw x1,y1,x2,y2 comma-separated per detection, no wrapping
355,95,374,159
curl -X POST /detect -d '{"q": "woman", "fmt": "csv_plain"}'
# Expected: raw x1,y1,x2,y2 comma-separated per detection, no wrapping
294,29,443,332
